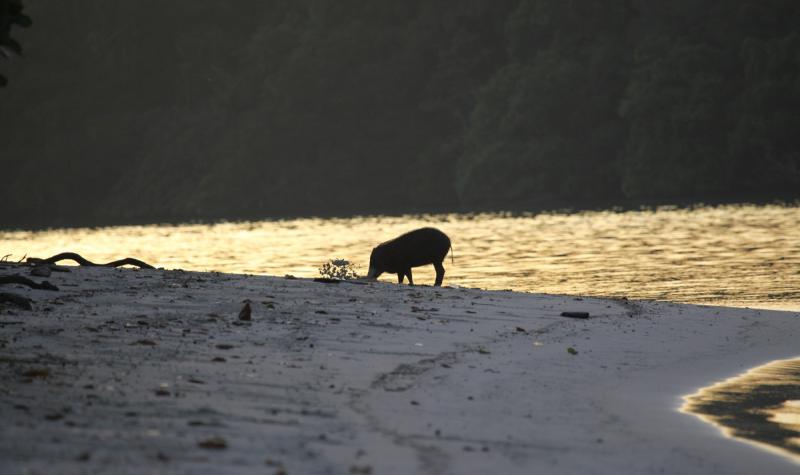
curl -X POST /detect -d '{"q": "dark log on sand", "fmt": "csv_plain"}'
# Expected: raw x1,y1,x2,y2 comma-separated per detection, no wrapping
0,275,58,291
560,311,590,319
0,292,33,310
27,252,155,269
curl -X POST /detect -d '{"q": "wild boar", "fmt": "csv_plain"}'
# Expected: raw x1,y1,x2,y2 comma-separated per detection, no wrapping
366,227,452,286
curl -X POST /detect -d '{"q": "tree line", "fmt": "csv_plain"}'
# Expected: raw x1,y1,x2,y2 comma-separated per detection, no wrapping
1,1,798,228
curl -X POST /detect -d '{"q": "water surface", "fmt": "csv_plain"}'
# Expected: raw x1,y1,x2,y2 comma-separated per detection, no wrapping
682,357,800,462
3,204,799,310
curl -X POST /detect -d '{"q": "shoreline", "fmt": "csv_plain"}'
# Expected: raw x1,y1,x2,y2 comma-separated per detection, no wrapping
1,265,799,474
3,196,798,233
5,204,799,314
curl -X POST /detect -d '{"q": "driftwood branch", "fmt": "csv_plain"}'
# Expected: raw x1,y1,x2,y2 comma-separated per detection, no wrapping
0,275,58,291
0,292,32,310
0,269,58,311
27,252,155,269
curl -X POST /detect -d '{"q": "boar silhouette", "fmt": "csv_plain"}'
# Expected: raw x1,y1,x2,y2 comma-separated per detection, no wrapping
367,227,452,286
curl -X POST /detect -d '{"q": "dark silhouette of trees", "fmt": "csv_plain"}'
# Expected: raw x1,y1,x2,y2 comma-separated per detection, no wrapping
0,1,798,228
0,0,30,87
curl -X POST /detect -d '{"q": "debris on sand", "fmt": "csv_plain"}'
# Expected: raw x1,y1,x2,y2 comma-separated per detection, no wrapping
131,339,157,346
0,293,32,310
30,265,52,278
21,367,50,379
197,436,228,449
561,311,590,319
350,464,373,474
239,301,252,321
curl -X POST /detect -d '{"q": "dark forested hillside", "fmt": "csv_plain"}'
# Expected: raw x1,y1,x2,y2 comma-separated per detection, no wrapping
2,1,798,227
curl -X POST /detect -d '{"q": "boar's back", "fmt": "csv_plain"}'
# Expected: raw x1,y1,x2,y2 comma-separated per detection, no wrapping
376,227,451,268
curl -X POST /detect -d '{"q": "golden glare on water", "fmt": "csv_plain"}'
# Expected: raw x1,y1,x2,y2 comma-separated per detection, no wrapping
682,357,800,460
767,400,800,448
2,204,799,310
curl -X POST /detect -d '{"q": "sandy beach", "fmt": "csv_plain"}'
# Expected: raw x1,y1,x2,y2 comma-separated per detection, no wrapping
1,265,799,474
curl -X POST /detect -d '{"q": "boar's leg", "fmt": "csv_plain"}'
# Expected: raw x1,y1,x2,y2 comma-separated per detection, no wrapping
433,261,445,287
396,269,414,285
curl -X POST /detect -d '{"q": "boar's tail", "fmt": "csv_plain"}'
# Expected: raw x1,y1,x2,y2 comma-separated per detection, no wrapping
450,245,454,265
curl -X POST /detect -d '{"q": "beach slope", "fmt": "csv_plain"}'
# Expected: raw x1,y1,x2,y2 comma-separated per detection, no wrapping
0,266,798,474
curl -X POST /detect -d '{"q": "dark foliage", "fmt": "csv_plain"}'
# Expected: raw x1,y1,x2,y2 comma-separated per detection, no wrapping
1,1,798,227
0,0,31,86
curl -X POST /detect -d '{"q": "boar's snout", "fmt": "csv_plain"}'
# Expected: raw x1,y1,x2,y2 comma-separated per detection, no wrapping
366,267,380,280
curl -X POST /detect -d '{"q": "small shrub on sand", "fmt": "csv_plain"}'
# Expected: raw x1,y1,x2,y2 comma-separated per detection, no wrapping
319,259,360,280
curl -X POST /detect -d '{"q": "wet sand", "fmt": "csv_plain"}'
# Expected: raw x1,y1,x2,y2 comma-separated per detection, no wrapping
1,265,799,474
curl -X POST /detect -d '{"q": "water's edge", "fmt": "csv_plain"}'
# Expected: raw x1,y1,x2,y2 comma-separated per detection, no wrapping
3,204,799,310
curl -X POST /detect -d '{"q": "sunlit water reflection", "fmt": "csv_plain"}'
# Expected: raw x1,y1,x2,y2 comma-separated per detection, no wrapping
3,204,799,310
682,357,800,461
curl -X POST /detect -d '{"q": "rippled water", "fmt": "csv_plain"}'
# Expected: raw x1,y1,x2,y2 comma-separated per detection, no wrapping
3,204,799,310
682,357,800,461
